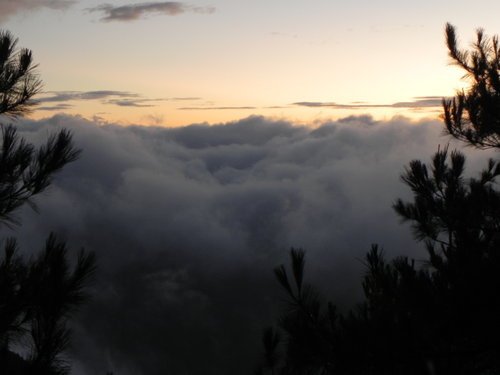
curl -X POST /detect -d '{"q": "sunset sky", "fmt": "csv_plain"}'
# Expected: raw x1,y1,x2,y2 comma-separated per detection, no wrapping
2,0,500,126
4,2,500,374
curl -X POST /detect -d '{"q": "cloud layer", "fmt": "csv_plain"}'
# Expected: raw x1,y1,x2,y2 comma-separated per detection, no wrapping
7,114,494,375
88,2,216,22
0,0,74,23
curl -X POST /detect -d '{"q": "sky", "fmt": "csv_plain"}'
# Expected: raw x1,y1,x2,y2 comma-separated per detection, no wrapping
2,1,500,375
1,0,500,126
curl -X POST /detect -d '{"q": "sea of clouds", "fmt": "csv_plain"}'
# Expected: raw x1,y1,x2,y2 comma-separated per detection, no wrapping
3,114,495,375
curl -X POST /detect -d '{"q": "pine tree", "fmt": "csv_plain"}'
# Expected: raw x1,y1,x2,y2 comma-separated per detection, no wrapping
443,23,500,149
258,24,500,375
0,30,95,374
0,30,42,117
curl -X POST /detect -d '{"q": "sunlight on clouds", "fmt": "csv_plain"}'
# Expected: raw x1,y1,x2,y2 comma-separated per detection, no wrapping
7,0,495,128
29,100,443,127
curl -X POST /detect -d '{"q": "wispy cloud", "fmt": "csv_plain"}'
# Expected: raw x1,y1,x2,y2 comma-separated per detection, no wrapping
293,97,445,110
171,97,202,101
118,97,201,107
88,2,216,22
178,106,257,110
0,0,75,23
35,91,201,111
37,90,139,103
105,98,163,107
36,103,74,111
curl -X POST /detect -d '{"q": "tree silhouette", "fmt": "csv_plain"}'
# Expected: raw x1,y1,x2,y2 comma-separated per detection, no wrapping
0,30,95,374
443,23,500,149
1,235,96,375
27,234,96,374
0,30,79,225
258,25,500,375
0,125,80,225
0,30,42,117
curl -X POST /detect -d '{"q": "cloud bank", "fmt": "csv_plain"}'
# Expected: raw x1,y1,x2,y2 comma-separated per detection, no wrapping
0,0,74,23
89,1,216,22
7,114,494,375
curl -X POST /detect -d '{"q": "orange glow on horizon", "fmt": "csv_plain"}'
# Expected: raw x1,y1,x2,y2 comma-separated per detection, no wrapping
29,101,442,127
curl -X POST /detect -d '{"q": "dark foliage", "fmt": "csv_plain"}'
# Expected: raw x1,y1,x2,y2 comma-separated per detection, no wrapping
443,23,500,149
0,235,96,374
0,125,80,225
0,30,95,374
0,30,80,226
258,153,500,374
0,30,42,117
258,25,500,375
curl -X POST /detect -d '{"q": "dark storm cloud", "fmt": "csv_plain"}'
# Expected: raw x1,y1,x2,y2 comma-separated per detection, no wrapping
8,114,495,375
293,97,444,109
0,0,74,23
88,2,216,22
